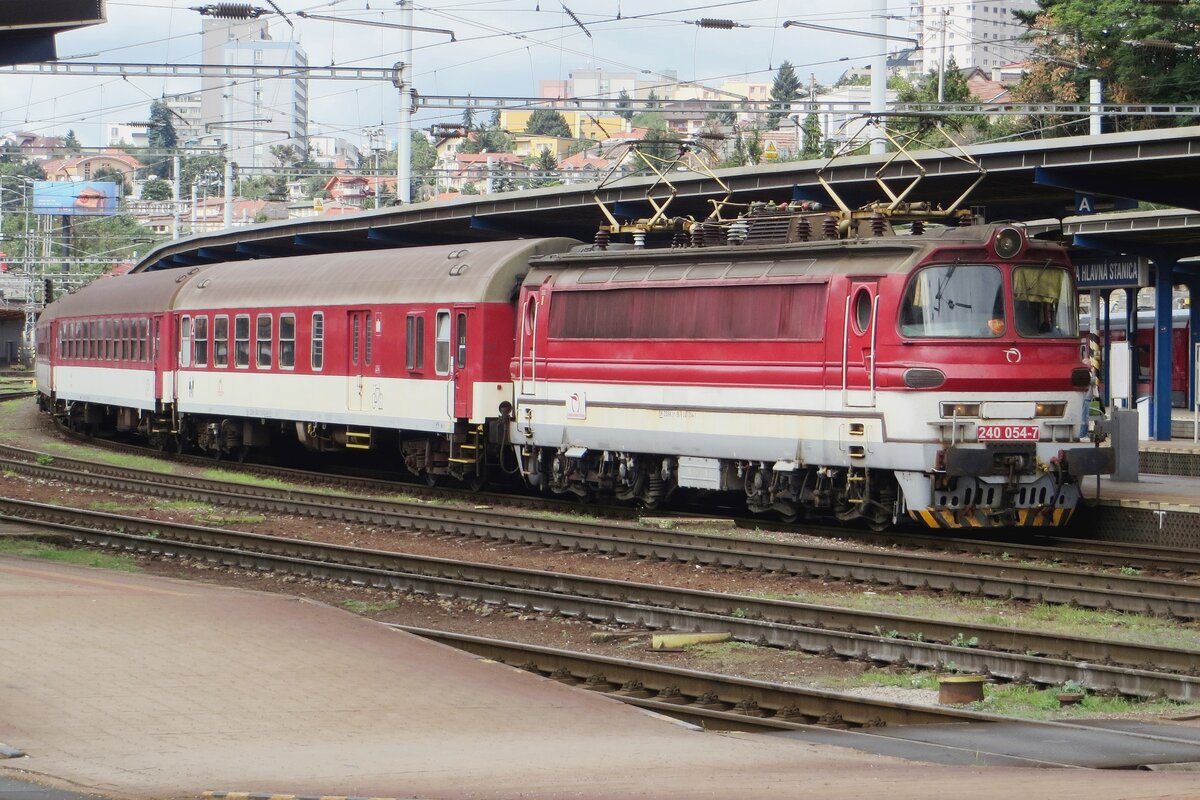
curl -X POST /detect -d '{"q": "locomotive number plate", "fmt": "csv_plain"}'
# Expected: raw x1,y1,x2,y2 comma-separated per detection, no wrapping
977,424,1040,441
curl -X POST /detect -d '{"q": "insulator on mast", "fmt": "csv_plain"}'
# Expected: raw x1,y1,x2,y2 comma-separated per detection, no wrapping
189,4,268,19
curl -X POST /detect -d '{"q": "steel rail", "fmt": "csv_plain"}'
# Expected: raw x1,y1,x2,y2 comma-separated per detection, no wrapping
402,627,1200,763
4,499,1199,701
3,450,1200,621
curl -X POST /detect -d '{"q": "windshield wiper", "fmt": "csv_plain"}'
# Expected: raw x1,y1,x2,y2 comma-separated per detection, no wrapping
933,259,960,313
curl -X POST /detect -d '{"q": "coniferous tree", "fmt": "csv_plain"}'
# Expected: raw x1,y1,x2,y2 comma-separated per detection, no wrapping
768,61,800,131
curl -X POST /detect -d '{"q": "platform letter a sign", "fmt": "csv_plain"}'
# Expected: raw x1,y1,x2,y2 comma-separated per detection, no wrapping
1075,193,1095,215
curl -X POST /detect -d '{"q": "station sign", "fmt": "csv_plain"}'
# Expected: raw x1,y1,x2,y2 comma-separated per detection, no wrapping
1073,255,1149,290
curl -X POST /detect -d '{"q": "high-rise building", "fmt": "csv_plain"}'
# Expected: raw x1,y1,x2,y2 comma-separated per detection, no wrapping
199,17,307,170
913,0,1038,73
162,92,205,144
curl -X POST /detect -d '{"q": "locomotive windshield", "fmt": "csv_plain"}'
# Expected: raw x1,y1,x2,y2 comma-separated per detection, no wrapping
1013,265,1078,338
899,264,1005,338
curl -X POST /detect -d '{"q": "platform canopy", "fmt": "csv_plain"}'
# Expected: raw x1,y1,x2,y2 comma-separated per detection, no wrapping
135,126,1200,274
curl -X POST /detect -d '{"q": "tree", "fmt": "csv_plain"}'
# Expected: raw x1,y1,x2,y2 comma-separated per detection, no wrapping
529,147,560,188
63,130,82,153
74,214,164,263
768,61,801,131
801,112,822,159
525,109,572,138
146,100,179,179
892,57,984,144
462,104,476,132
409,131,437,200
140,177,173,201
92,165,131,196
180,154,225,196
615,88,634,122
1014,0,1200,133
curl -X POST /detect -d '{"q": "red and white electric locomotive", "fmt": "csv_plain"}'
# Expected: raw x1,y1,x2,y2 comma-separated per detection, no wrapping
34,200,1111,530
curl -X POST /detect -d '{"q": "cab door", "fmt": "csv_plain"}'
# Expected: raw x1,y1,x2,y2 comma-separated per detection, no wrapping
452,307,473,418
842,279,879,408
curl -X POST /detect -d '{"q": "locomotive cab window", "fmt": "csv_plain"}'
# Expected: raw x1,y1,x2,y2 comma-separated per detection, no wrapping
435,310,451,375
899,264,1005,338
1013,265,1078,338
256,314,273,369
234,314,250,368
213,316,229,368
279,314,295,369
852,287,873,334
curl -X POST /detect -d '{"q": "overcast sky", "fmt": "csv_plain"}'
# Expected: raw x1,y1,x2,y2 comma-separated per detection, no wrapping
0,0,914,149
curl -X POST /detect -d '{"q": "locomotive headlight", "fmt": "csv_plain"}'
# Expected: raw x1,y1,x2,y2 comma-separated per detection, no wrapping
1035,402,1067,417
993,227,1025,260
940,402,980,418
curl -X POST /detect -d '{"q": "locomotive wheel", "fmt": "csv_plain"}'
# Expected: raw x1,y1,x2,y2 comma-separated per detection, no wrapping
467,469,488,493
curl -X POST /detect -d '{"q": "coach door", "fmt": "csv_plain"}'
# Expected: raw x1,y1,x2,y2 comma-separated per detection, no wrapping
452,307,473,419
842,279,879,408
346,309,370,411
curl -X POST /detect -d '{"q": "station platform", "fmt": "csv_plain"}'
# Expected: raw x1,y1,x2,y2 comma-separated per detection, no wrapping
5,555,1200,800
1067,412,1199,544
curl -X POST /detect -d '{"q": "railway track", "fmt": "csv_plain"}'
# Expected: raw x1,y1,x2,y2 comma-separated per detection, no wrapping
3,496,1199,701
3,444,1200,619
403,627,1200,768
26,418,1200,581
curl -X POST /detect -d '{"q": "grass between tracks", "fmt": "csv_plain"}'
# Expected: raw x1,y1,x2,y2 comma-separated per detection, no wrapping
0,538,141,571
39,439,176,473
752,588,1200,652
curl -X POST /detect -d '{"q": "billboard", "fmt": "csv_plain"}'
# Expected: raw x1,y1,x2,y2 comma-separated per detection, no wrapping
32,181,120,217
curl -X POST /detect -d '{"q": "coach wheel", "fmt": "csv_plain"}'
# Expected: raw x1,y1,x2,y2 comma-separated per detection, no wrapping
425,471,440,488
234,446,249,463
170,434,187,455
467,469,488,493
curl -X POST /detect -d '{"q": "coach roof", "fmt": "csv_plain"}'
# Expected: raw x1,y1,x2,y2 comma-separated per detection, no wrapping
38,265,214,322
172,238,580,311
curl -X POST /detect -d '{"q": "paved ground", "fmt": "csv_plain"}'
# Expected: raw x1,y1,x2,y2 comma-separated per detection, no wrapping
3,555,1200,800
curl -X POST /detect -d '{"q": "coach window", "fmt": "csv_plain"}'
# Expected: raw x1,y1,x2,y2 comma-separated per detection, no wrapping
139,318,148,362
279,314,295,369
405,313,425,370
434,310,451,375
256,314,273,369
213,316,229,367
86,321,94,359
311,312,324,371
309,314,324,374
120,319,129,361
456,312,467,368
234,314,250,368
364,313,374,367
193,316,209,367
179,315,192,368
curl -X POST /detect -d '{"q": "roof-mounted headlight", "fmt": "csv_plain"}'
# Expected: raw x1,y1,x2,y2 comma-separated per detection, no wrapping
993,227,1025,260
